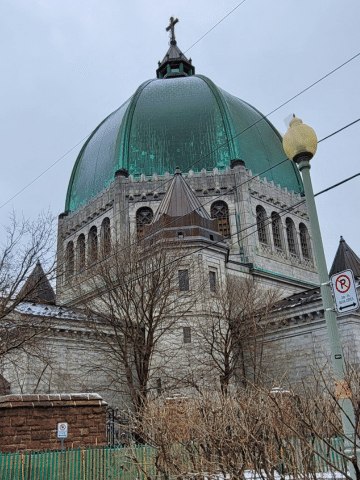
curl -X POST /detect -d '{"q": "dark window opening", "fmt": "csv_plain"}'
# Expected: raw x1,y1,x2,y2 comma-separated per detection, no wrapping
299,223,311,259
178,231,184,239
211,201,230,238
209,234,214,241
101,217,111,257
89,226,98,264
65,241,74,279
209,271,216,292
271,212,282,249
183,326,191,344
286,218,297,255
77,234,86,272
178,270,189,291
136,207,153,237
256,206,268,244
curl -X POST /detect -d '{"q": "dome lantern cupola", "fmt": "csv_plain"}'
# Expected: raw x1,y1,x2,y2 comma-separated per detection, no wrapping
156,17,195,79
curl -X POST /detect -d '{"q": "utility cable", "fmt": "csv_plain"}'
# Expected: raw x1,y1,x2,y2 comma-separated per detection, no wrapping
54,107,360,251
318,118,360,144
1,43,359,212
229,171,360,249
58,157,291,295
0,0,248,212
59,168,360,304
58,118,360,294
24,116,360,297
184,0,247,54
0,134,92,211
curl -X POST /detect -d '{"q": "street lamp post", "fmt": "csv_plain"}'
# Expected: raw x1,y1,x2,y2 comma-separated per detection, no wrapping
283,116,357,479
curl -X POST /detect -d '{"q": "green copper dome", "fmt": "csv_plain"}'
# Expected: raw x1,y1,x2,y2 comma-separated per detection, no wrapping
65,74,303,212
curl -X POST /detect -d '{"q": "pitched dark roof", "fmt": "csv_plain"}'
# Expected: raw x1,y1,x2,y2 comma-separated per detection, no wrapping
275,287,320,310
160,43,189,64
18,261,56,305
329,237,360,278
152,168,211,223
156,20,195,79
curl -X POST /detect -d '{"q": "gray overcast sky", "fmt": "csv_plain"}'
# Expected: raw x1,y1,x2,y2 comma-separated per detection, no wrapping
0,0,359,265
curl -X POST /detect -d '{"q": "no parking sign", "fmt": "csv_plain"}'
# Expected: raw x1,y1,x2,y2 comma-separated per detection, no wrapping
330,269,359,313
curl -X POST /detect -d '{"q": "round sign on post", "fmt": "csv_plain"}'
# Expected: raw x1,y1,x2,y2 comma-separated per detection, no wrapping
335,274,351,294
57,422,68,439
57,422,68,451
331,269,359,313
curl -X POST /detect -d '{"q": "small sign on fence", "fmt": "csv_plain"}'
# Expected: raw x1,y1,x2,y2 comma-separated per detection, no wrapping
57,422,68,439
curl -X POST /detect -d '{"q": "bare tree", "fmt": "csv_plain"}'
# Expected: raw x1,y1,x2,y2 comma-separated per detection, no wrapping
262,365,360,480
133,387,311,480
194,276,281,394
0,210,56,361
133,378,356,480
72,236,200,414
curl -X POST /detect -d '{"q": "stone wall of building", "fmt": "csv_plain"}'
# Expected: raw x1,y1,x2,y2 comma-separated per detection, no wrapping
260,286,360,385
0,393,107,452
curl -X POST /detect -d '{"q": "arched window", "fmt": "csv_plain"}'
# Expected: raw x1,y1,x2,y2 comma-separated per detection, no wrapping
299,223,311,259
256,206,268,244
136,207,153,237
101,217,111,257
286,218,297,255
271,212,282,250
88,226,98,264
210,201,230,238
65,241,74,279
77,234,86,272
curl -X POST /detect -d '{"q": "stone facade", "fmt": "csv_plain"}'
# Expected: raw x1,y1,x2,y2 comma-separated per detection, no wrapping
0,393,107,452
1,302,127,408
0,163,322,405
261,284,360,384
57,163,318,307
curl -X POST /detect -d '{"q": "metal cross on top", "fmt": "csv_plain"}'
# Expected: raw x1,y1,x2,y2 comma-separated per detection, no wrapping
166,16,179,45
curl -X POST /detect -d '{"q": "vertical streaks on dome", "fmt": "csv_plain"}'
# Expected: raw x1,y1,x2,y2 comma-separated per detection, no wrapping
65,75,303,213
65,99,131,212
116,79,155,178
126,76,231,177
220,89,303,194
197,75,240,165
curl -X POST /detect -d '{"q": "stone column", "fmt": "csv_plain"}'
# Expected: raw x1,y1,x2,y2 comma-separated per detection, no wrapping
231,159,255,263
56,211,69,302
114,169,130,243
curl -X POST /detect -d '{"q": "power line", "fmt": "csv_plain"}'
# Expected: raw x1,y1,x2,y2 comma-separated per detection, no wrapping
0,133,92,211
0,1,248,213
5,114,355,302
60,116,360,287
184,1,247,54
229,171,360,249
58,157,291,294
59,166,360,304
53,99,360,247
1,37,358,213
318,118,360,144
57,118,360,295
60,171,359,306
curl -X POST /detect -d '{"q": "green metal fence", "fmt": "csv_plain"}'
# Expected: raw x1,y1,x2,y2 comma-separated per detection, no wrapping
0,445,159,480
312,436,347,473
0,440,348,480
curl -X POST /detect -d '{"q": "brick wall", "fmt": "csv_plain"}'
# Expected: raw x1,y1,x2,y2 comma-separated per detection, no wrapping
0,393,107,452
